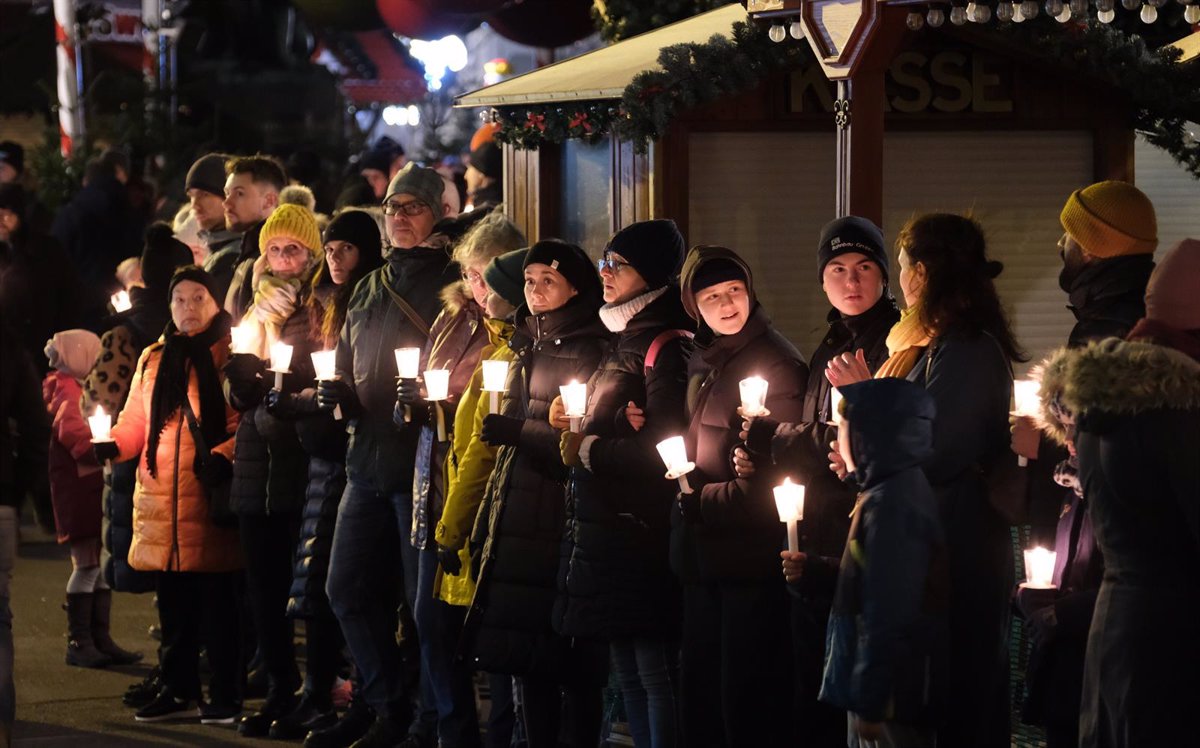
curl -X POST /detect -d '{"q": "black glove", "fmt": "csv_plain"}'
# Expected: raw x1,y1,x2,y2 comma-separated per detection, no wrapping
480,414,523,447
223,353,265,386
437,545,462,576
317,379,363,419
197,452,233,488
396,377,425,407
744,416,780,457
93,440,120,464
677,490,701,523
265,388,320,418
392,398,432,429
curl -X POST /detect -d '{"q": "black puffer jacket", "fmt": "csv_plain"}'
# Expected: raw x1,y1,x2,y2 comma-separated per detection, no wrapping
1064,255,1154,348
287,444,345,619
466,296,609,677
554,289,692,640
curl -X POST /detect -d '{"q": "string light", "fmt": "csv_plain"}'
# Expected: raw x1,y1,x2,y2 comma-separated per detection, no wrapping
907,10,926,28
789,19,804,39
997,1,1014,20
1140,2,1158,20
951,4,969,23
1186,3,1200,23
928,6,947,25
1045,0,1064,15
768,23,785,42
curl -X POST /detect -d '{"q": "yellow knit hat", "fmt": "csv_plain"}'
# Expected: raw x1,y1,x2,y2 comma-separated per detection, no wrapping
1059,180,1157,258
258,203,322,258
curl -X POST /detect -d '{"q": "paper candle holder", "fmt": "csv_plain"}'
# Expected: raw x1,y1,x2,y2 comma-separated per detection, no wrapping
110,290,132,312
87,405,113,444
395,347,421,379
482,359,510,414
311,350,341,420
656,436,696,493
230,325,253,354
738,376,770,418
560,380,587,432
1012,379,1042,466
1023,546,1057,589
424,369,451,443
774,478,805,553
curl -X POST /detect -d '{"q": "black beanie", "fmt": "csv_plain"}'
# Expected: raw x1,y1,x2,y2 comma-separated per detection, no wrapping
185,153,229,198
469,141,503,181
325,209,383,260
142,223,194,291
484,247,528,309
523,239,601,300
167,265,222,307
605,219,685,290
817,216,889,282
690,258,747,295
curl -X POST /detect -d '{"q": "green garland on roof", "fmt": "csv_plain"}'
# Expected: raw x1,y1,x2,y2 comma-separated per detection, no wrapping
591,0,737,43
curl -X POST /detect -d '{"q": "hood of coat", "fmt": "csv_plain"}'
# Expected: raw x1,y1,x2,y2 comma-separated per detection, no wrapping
485,316,514,347
439,279,477,317
1038,338,1200,445
42,369,79,408
839,377,935,489
679,245,755,324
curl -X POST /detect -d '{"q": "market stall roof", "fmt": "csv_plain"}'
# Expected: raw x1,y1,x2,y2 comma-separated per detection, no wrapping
1167,29,1200,64
341,31,427,105
455,3,748,107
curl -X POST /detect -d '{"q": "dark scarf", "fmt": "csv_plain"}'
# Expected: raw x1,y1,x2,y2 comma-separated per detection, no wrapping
1064,254,1154,322
146,310,232,477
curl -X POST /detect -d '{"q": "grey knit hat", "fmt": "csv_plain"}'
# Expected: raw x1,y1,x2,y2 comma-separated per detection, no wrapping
383,162,444,215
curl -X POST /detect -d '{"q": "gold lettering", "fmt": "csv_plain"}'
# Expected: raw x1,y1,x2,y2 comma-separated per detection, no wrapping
889,52,933,114
930,51,971,113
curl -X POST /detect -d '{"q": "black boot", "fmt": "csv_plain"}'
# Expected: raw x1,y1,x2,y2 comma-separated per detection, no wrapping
239,690,298,737
304,696,375,748
65,593,112,668
349,714,409,748
91,588,144,665
270,690,338,740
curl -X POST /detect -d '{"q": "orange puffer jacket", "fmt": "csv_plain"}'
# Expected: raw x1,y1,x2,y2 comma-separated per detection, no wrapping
109,331,242,573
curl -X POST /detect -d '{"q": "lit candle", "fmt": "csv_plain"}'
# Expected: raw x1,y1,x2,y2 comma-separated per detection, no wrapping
425,369,451,442
560,380,588,432
738,376,770,418
395,347,421,379
1023,546,1057,589
481,359,509,414
773,478,805,553
656,436,696,494
87,405,113,444
229,325,253,354
1012,379,1042,467
311,350,341,420
110,290,132,312
829,387,843,425
269,341,294,389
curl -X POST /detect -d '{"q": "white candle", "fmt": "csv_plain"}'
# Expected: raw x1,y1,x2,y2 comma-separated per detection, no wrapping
739,376,770,418
425,369,451,441
229,325,253,354
269,341,293,389
1012,379,1042,466
1023,546,1057,589
656,435,696,494
482,359,509,415
311,350,341,420
395,347,421,379
87,405,113,443
774,478,805,553
110,290,132,312
560,380,587,432
829,387,844,425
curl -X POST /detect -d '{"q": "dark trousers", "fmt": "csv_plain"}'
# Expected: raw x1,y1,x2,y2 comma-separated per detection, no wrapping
680,580,793,748
519,639,607,748
485,673,516,748
157,570,242,705
326,482,419,719
240,511,302,701
791,596,846,748
413,541,480,747
304,615,344,708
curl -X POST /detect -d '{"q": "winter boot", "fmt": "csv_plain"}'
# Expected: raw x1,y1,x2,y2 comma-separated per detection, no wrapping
65,593,112,668
91,588,144,665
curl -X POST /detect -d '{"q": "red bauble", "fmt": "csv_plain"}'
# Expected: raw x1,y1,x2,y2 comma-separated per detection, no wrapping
376,0,481,40
486,0,595,48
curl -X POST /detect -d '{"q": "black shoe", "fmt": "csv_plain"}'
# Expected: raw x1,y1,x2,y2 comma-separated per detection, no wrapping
134,690,200,722
304,701,375,748
123,667,163,709
239,695,297,737
244,663,270,700
350,715,407,748
270,693,338,740
200,700,243,725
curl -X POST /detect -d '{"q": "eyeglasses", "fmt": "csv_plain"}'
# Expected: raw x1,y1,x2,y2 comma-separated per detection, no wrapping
461,270,484,285
382,200,430,217
597,256,632,274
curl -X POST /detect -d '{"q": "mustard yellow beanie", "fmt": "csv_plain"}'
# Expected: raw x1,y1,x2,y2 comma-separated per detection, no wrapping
258,203,322,259
1060,180,1157,258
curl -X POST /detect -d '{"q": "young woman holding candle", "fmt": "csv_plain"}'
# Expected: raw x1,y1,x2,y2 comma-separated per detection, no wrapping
673,245,808,746
551,220,692,748
825,213,1023,748
220,203,325,736
92,266,243,723
467,239,610,748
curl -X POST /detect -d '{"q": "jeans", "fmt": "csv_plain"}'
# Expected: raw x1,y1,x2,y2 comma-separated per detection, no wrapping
611,638,679,748
0,506,17,729
485,673,516,748
157,571,243,705
413,541,479,747
326,482,419,719
239,511,302,701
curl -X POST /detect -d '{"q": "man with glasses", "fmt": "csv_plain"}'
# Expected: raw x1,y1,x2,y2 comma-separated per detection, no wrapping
315,163,460,748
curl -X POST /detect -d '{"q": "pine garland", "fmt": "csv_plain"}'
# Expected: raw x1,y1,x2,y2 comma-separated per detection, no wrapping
591,0,736,43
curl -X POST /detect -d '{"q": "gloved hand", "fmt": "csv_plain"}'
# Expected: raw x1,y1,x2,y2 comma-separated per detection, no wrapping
392,398,431,429
1015,585,1057,621
223,353,265,386
437,544,462,576
317,379,363,419
396,377,425,406
481,414,523,447
266,388,321,418
560,430,585,468
548,396,569,430
1026,604,1058,647
742,416,779,456
677,490,700,523
197,453,233,488
93,440,120,464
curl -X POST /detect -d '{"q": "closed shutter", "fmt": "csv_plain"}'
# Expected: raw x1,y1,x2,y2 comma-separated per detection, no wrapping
1135,135,1200,259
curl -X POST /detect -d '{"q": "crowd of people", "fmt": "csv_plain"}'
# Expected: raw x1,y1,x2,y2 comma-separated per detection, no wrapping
0,130,1197,748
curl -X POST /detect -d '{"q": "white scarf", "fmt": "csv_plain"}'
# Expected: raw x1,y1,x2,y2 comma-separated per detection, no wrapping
599,287,666,332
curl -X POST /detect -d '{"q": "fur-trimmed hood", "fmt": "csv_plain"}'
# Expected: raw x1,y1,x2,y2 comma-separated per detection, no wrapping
439,279,475,316
1038,338,1200,445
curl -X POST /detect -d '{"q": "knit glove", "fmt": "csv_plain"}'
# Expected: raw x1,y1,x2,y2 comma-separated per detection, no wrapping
223,353,265,386
481,414,523,447
266,388,320,418
317,379,363,419
560,430,585,468
744,416,780,457
437,544,462,576
677,490,701,523
396,377,425,406
93,440,120,464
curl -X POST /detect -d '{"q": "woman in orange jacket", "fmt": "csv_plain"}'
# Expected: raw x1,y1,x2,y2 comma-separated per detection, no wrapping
96,266,244,725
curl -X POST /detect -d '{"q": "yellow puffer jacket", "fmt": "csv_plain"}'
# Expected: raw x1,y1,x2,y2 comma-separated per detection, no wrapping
435,317,515,605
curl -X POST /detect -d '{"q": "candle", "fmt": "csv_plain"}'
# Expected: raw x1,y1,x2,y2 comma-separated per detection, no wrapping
482,359,509,414
395,347,421,379
829,387,843,425
311,350,341,420
229,325,253,354
87,405,113,444
110,290,132,312
738,376,770,418
1012,379,1042,466
560,380,587,432
269,341,294,389
425,369,451,442
773,478,805,553
656,436,696,494
1023,546,1057,589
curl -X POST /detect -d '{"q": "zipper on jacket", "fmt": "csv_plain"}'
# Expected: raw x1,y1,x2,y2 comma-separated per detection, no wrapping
171,409,183,571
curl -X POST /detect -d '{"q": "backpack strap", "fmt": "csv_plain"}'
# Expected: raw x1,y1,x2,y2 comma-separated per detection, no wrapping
644,329,693,375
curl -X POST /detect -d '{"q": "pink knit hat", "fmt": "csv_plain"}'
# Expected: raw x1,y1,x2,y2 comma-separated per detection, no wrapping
1145,238,1200,330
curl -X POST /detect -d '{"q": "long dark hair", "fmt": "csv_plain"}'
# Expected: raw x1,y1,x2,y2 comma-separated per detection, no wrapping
898,213,1027,363
304,210,385,347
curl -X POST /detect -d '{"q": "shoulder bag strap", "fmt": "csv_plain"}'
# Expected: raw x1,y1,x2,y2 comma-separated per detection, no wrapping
381,273,432,338
644,329,694,375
